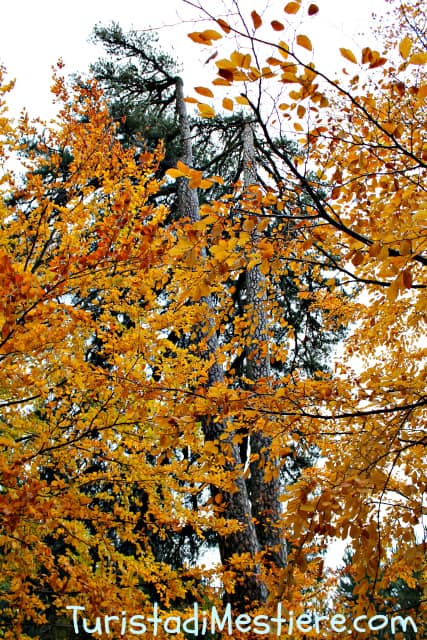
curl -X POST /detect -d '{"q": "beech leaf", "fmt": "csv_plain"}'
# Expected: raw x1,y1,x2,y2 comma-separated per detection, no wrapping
296,34,313,52
251,10,262,29
195,86,214,98
284,1,300,14
399,36,412,60
339,47,358,64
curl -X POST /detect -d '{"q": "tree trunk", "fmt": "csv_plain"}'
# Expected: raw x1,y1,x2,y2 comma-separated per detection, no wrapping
242,123,287,571
175,79,267,605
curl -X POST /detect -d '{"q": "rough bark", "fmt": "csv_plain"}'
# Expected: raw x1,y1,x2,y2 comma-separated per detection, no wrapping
242,123,287,570
175,79,267,605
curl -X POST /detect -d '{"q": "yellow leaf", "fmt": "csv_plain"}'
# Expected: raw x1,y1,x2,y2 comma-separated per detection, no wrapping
284,1,300,15
216,58,236,70
198,103,216,118
231,51,251,68
400,239,412,256
399,36,412,60
409,52,427,65
236,95,250,105
202,29,223,41
188,30,222,45
195,86,214,98
296,34,312,52
251,10,262,30
387,276,400,302
278,40,290,58
299,503,314,512
222,97,234,111
176,160,190,173
339,48,358,64
166,168,184,179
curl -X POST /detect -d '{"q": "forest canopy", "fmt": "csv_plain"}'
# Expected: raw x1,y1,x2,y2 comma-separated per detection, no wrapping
0,1,425,638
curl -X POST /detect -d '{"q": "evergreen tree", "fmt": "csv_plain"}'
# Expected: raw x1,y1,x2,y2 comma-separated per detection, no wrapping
87,22,346,606
336,546,425,639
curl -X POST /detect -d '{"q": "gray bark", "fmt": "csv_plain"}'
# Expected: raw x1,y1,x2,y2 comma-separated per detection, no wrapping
242,123,287,570
175,79,267,604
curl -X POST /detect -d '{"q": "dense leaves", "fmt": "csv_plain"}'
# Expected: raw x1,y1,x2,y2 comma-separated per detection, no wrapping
0,0,426,636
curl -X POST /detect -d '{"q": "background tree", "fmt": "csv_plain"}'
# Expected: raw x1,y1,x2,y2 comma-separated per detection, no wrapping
88,21,346,603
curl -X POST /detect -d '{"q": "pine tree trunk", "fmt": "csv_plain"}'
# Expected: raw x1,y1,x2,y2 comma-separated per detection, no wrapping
175,79,267,605
242,123,287,571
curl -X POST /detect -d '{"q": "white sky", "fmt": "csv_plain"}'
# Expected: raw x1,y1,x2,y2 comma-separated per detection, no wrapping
1,0,383,120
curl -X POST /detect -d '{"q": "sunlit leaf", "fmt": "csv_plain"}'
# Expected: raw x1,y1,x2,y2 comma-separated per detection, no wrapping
284,1,300,14
195,86,214,98
409,52,427,65
339,47,358,64
399,36,412,60
296,34,313,52
198,102,216,118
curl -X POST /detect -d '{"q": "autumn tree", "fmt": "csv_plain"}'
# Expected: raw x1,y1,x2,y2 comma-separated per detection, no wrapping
1,0,425,635
87,22,345,602
181,0,426,624
0,67,214,637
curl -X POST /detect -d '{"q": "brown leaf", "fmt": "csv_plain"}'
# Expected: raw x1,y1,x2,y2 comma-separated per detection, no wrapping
271,20,285,31
251,10,262,30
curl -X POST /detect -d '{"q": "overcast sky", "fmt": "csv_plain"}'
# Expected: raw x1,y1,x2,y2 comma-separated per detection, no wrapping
1,0,382,120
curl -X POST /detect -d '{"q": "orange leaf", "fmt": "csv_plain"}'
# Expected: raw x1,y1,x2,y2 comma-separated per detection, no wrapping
251,10,262,30
198,103,215,119
271,20,285,31
402,268,413,288
284,1,300,14
222,97,234,111
195,86,214,98
296,34,313,52
409,52,427,65
216,18,231,34
202,29,223,41
188,30,222,45
339,48,358,64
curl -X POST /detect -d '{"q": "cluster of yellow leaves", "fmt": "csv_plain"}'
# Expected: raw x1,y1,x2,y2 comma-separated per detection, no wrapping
183,0,427,625
1,0,426,633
